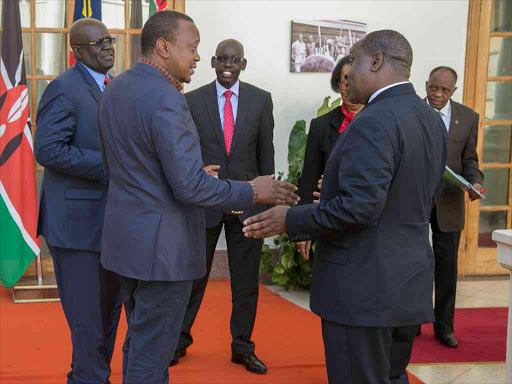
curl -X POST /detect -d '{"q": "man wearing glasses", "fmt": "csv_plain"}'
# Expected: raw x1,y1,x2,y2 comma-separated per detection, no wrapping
34,18,121,384
170,39,274,374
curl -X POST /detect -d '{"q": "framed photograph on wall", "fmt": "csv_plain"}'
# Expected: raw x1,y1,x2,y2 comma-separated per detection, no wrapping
291,20,367,73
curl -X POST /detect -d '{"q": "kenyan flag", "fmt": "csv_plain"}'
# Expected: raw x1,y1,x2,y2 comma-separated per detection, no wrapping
149,0,167,15
0,0,40,288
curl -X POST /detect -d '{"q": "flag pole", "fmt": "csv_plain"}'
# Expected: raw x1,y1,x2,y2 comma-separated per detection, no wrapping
36,253,42,286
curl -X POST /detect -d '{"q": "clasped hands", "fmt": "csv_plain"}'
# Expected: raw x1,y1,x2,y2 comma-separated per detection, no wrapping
243,175,324,261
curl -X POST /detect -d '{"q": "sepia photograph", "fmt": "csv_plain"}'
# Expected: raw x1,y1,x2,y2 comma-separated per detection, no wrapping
290,19,367,73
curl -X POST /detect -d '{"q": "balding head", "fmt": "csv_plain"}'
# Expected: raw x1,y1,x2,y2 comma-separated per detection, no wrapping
215,39,244,58
344,29,413,104
358,29,413,78
70,18,114,74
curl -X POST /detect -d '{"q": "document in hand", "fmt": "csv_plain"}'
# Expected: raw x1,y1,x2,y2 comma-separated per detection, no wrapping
443,166,486,199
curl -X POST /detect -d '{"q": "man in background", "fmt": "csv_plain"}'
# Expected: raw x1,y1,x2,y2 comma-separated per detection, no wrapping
291,33,307,72
34,18,121,384
421,66,484,348
171,39,274,375
243,30,448,384
98,11,297,384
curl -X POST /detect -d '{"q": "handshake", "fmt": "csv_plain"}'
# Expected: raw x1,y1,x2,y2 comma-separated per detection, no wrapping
203,165,300,207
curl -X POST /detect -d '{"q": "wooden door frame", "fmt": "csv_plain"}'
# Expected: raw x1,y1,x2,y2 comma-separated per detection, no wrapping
460,0,510,276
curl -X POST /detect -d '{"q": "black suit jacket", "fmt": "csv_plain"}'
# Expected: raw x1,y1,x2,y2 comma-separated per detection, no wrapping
298,107,342,205
185,81,275,227
434,100,483,232
286,83,448,327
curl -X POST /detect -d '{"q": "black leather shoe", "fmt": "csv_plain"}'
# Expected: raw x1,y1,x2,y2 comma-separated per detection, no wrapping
435,333,458,348
169,348,187,367
231,352,267,374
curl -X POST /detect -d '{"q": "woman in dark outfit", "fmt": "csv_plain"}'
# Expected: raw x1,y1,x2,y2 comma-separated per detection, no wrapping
296,56,364,260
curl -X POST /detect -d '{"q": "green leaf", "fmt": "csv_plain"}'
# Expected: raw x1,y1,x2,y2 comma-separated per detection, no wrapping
288,120,308,165
274,265,285,274
271,271,290,286
330,97,342,111
281,250,295,269
316,96,332,117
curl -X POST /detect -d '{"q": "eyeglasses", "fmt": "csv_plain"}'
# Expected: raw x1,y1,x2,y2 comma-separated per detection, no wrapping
213,56,245,65
75,37,116,48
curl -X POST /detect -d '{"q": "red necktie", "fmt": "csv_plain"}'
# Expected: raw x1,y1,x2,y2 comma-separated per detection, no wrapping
339,104,356,134
223,90,234,155
104,75,110,86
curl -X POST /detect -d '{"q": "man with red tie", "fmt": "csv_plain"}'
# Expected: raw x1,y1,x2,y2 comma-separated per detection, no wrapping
170,39,274,374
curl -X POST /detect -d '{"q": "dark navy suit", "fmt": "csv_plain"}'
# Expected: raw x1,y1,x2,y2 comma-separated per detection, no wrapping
35,63,121,384
286,84,448,384
98,63,254,384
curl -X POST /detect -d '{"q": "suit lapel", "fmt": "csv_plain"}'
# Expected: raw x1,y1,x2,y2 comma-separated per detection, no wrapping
74,63,102,104
447,100,460,142
230,81,249,155
328,106,343,145
203,81,227,155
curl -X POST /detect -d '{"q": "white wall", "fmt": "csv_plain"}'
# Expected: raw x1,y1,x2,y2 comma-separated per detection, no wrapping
185,0,469,248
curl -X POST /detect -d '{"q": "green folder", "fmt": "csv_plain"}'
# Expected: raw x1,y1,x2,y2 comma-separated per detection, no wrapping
443,166,485,199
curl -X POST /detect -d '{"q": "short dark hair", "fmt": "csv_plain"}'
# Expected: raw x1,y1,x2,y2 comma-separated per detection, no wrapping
330,56,351,93
359,29,413,78
429,66,458,83
141,10,194,56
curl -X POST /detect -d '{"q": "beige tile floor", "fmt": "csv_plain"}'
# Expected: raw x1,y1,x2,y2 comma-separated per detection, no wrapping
267,277,510,384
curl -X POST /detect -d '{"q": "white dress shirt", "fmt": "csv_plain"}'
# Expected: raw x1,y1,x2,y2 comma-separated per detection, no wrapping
428,99,452,132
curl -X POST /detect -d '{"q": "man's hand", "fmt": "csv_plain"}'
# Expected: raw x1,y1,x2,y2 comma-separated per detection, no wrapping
297,240,312,260
313,175,323,204
204,165,220,178
243,206,289,238
468,183,485,201
251,175,300,206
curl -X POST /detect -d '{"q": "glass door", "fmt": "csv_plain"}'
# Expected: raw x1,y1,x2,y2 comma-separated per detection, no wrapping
465,0,512,275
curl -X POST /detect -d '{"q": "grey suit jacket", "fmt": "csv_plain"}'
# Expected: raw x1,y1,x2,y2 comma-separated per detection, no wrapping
185,81,274,227
435,100,483,232
98,64,254,282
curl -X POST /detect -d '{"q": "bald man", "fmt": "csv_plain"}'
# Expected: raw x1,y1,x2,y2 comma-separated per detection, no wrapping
34,18,122,384
170,39,274,374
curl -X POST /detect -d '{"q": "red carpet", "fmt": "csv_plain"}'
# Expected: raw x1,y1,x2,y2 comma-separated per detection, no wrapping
411,307,507,364
0,281,423,384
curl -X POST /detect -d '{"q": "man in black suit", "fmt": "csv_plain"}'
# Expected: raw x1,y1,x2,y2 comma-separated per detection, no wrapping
421,66,484,348
171,39,274,374
35,18,121,384
243,30,448,384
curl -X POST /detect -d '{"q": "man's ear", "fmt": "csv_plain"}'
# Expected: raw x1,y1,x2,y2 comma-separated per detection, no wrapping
71,46,81,62
211,56,216,69
155,38,171,59
241,59,247,71
370,51,383,72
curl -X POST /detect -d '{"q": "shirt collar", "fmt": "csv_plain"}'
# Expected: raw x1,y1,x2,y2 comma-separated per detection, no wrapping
138,58,183,92
428,98,452,117
368,81,410,104
216,80,239,98
79,62,108,90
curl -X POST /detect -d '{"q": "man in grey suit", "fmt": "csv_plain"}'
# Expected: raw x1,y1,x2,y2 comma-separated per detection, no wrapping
419,66,484,348
243,30,448,384
98,11,298,384
171,39,273,374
